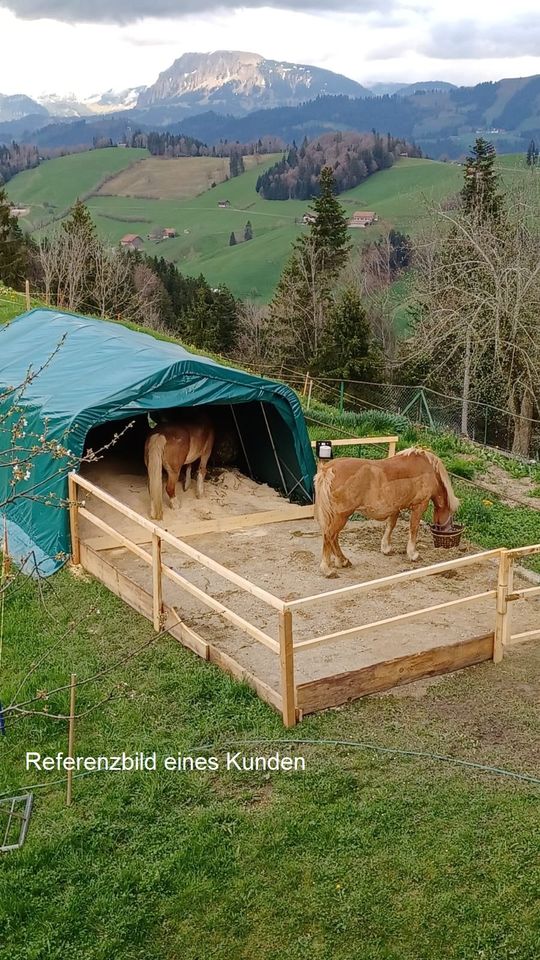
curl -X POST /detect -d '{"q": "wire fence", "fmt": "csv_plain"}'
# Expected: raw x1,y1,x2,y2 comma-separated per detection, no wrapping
262,366,540,462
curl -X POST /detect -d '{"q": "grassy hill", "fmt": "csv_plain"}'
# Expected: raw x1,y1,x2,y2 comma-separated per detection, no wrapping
87,157,463,301
6,147,148,231
7,150,532,302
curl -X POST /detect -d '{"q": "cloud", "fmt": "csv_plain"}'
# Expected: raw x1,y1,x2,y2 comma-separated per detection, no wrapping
1,0,392,25
421,17,540,60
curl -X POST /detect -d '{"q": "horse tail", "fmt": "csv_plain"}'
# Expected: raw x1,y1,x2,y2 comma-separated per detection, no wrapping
434,455,460,513
314,464,336,533
146,433,167,520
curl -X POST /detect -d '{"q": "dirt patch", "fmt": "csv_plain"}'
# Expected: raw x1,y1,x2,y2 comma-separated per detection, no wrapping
477,462,540,508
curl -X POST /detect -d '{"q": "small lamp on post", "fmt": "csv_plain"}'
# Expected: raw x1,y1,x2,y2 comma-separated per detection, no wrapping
315,440,333,461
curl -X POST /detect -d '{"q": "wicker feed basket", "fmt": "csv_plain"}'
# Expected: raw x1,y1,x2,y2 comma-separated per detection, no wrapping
430,523,464,549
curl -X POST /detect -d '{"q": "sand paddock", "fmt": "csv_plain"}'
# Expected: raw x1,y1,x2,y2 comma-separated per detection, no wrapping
73,455,540,718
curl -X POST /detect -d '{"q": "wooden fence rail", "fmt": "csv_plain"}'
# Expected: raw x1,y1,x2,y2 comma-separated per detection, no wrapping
68,465,540,726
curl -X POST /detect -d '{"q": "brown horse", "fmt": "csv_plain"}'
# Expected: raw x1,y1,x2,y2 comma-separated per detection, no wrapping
314,447,459,577
144,412,215,520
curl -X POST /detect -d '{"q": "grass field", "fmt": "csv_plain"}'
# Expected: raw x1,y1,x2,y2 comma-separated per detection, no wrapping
6,150,535,302
6,147,148,231
1,518,539,960
98,154,269,200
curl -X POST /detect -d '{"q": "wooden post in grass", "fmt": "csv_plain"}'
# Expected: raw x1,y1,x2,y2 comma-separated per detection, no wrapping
279,609,297,727
25,280,30,311
388,438,397,457
494,550,512,662
302,372,309,397
66,674,77,807
152,532,163,632
68,474,80,565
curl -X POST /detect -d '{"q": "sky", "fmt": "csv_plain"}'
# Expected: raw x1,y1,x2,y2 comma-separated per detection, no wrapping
1,0,540,98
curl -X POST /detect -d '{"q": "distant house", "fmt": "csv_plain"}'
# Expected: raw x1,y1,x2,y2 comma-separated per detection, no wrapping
120,234,144,250
302,212,317,225
9,207,29,218
349,211,377,228
162,228,177,239
218,200,231,208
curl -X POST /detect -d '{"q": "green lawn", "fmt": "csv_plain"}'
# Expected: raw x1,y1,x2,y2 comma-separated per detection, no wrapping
7,152,463,301
0,564,539,960
6,148,148,231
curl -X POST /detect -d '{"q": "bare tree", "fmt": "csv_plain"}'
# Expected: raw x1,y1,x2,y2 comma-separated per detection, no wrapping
409,184,540,454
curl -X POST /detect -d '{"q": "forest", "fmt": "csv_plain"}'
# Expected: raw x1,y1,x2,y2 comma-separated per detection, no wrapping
256,131,422,199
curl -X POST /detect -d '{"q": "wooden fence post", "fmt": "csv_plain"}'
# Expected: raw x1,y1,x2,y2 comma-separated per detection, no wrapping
152,532,163,632
302,372,310,397
306,377,313,411
388,439,397,458
66,673,77,807
494,550,512,662
25,280,30,311
68,474,80,565
279,609,297,727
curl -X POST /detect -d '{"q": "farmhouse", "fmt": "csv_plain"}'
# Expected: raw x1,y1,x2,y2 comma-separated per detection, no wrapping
349,211,377,228
218,200,231,208
302,212,317,225
120,234,144,250
162,228,177,239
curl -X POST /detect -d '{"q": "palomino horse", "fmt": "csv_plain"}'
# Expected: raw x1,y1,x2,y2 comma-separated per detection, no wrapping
314,448,459,577
144,412,215,520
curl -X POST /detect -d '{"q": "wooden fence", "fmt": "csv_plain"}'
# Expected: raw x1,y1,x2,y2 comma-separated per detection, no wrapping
67,434,540,726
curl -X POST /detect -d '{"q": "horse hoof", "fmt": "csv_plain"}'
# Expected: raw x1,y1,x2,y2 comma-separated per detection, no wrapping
408,551,420,562
339,557,352,568
381,545,392,556
321,566,338,578
170,497,179,510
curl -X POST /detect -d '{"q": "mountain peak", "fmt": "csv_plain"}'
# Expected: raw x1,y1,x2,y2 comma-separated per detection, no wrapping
137,50,371,114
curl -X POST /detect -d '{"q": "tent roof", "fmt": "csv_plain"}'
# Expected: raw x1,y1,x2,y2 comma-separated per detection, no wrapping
1,309,315,575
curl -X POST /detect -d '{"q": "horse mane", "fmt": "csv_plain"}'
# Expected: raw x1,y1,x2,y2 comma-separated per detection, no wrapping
397,447,459,512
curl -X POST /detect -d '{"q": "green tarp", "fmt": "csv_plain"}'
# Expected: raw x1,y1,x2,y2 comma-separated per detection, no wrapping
0,309,315,575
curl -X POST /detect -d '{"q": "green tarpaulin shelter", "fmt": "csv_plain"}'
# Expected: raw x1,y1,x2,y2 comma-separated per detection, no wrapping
0,309,315,575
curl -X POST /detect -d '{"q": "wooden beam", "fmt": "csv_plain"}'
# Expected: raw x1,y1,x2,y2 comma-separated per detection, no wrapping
296,633,494,714
507,628,540,645
294,590,496,652
78,507,153,565
165,606,209,660
208,646,283,714
72,473,285,612
310,436,399,448
279,609,297,726
494,551,512,663
84,505,316,553
161,562,280,653
507,585,540,601
285,549,502,611
79,543,208,659
68,473,80,564
152,533,163,632
507,543,540,559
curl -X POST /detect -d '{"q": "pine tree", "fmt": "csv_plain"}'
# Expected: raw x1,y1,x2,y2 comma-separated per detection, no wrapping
229,232,237,246
314,287,381,381
62,198,97,239
461,138,504,224
303,165,351,277
244,221,253,242
0,186,28,288
526,139,538,167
